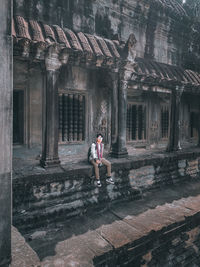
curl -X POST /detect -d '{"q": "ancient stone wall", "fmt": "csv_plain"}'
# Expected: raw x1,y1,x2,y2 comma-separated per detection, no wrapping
0,0,12,266
13,0,198,67
13,60,43,147
13,151,200,232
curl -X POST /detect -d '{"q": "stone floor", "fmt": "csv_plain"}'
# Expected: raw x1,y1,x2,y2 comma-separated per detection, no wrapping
11,179,200,267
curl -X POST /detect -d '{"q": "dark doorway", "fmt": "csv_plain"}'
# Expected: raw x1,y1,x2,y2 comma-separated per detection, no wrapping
13,90,24,144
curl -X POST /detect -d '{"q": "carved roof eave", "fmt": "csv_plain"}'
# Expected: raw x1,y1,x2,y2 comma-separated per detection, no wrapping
151,0,187,19
129,74,200,95
12,16,122,70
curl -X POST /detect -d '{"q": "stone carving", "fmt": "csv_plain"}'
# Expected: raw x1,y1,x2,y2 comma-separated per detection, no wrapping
34,41,46,60
18,39,31,58
124,33,137,64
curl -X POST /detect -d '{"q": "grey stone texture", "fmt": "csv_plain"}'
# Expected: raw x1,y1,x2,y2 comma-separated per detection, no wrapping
0,0,12,266
13,148,200,232
11,226,40,267
13,0,200,70
11,179,200,267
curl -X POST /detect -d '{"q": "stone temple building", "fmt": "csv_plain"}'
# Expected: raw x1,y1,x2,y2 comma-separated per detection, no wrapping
1,0,200,266
12,0,200,167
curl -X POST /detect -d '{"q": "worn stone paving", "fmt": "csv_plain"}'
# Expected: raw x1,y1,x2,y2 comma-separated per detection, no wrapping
11,180,200,267
11,226,40,267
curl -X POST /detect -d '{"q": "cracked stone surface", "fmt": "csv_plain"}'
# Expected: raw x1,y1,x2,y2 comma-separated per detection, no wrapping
11,179,200,266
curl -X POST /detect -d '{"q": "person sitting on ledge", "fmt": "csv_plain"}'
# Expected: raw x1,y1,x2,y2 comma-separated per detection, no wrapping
89,133,114,187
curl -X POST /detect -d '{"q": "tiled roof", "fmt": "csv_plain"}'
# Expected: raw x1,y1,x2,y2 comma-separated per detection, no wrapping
13,16,120,59
132,58,200,87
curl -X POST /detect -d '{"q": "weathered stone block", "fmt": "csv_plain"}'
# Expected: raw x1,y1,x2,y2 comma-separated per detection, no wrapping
129,165,155,189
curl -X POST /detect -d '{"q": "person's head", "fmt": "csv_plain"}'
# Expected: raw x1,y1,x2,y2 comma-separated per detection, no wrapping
96,133,103,143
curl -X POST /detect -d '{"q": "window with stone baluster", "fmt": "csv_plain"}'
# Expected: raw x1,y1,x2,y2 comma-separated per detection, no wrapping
161,105,169,139
190,112,198,139
126,103,146,141
58,92,86,143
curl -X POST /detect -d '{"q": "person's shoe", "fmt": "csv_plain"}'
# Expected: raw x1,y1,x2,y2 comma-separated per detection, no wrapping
106,177,114,184
96,179,102,187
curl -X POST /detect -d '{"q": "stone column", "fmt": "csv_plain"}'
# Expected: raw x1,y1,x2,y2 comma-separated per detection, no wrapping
40,46,61,167
167,86,183,152
110,72,118,149
0,0,12,266
110,33,137,158
110,75,128,158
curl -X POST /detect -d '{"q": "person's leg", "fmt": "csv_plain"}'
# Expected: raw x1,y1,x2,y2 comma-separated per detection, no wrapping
91,160,100,179
101,158,111,177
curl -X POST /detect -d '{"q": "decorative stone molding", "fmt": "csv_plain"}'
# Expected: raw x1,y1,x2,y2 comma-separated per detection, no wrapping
45,44,62,71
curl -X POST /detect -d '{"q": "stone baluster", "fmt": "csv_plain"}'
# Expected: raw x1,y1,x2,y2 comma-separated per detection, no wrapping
58,93,63,142
78,94,83,141
167,86,183,152
68,94,73,142
73,94,79,141
110,72,119,148
63,94,68,142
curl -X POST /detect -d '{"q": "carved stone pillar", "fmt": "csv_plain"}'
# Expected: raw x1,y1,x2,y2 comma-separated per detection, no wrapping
110,72,118,149
40,46,62,167
167,86,183,152
110,75,128,158
110,33,137,158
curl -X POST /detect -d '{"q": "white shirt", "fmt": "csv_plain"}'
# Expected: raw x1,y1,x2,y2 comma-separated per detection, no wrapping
90,142,104,161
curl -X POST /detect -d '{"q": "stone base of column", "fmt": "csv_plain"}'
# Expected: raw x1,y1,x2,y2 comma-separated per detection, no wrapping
40,157,60,168
110,148,128,158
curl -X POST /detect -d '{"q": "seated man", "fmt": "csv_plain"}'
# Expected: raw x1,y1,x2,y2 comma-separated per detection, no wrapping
89,133,114,187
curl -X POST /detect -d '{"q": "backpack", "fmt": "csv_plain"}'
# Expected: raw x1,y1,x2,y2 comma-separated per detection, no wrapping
87,146,92,163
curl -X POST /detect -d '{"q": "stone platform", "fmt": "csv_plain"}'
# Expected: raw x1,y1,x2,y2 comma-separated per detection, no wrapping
13,147,200,231
12,179,200,267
